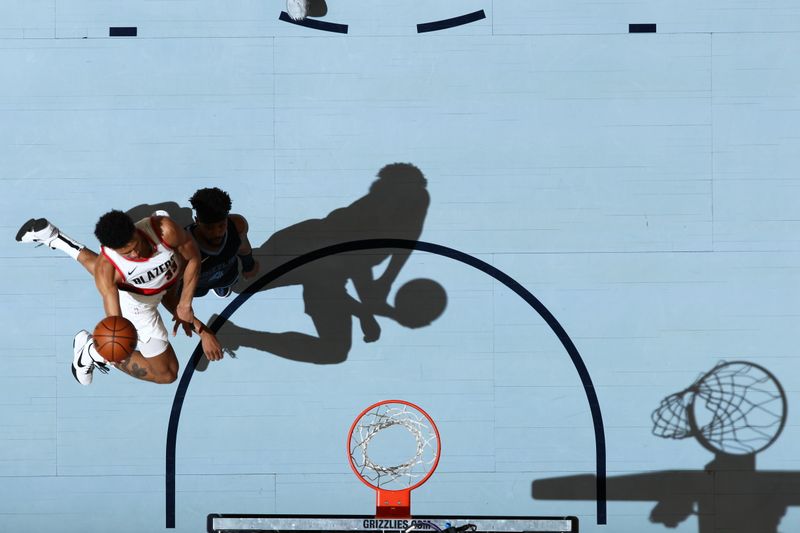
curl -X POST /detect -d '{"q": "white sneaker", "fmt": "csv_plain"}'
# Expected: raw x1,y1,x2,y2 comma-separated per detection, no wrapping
16,218,58,247
71,330,109,386
287,0,308,20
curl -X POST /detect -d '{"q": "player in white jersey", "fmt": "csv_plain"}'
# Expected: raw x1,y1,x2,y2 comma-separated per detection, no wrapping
16,210,223,385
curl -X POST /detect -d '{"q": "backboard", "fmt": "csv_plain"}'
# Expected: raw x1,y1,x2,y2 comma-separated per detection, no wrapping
207,514,579,532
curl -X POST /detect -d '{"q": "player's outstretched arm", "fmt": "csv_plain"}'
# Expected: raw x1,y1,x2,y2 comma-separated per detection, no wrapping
94,255,122,317
160,286,223,361
231,214,259,280
158,216,200,325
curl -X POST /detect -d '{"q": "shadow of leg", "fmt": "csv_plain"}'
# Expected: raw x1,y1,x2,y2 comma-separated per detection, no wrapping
205,310,352,365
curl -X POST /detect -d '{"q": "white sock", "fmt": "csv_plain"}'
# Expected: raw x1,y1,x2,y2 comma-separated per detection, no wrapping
85,338,107,363
50,231,85,260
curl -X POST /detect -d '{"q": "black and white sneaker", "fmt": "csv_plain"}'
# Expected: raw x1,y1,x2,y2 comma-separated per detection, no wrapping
286,0,308,20
16,218,58,247
213,286,232,298
71,330,109,386
16,217,84,259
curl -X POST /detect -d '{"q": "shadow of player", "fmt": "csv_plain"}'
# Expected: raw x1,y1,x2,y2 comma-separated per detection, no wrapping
307,0,328,18
208,163,447,366
127,201,194,229
531,361,797,533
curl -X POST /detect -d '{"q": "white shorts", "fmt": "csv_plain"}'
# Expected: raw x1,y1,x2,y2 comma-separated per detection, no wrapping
118,289,170,358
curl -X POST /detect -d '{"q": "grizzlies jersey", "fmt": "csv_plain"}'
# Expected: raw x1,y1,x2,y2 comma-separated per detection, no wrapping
188,217,242,290
102,217,180,296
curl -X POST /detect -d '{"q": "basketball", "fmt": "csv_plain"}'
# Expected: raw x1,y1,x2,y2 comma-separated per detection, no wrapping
92,316,137,363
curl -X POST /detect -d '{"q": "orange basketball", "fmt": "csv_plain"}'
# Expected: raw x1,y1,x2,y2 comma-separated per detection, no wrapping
92,316,137,362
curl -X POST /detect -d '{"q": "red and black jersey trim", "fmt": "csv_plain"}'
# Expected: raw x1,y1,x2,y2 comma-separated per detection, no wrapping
101,247,127,280
117,274,179,296
150,216,173,250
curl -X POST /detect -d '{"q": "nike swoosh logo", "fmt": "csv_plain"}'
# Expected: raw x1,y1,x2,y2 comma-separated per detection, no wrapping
128,268,137,275
75,350,88,368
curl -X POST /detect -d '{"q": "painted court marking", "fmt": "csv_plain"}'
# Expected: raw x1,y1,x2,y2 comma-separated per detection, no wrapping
417,10,487,33
279,11,349,34
165,239,607,527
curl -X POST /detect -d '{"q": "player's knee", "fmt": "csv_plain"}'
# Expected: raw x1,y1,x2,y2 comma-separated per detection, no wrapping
154,369,178,384
148,347,178,384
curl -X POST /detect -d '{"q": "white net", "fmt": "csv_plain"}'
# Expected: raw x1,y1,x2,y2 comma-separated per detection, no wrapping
349,402,439,490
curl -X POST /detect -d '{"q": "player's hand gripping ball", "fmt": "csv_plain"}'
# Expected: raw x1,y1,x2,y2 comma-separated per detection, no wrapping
92,316,137,362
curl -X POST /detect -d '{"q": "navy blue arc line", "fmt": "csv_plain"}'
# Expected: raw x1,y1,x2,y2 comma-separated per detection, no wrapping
165,239,607,527
417,10,486,33
279,11,348,34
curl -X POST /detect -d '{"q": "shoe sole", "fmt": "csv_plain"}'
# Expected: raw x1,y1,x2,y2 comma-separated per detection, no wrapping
71,334,81,384
70,364,80,384
71,332,91,385
15,218,49,242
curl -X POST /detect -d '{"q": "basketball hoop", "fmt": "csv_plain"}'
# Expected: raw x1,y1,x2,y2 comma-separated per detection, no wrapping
347,400,440,518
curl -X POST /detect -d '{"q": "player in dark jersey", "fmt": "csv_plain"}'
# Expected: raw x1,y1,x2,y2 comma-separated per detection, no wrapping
187,187,260,298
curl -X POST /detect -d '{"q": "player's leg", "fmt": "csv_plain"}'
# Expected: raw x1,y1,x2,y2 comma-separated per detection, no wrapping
114,292,178,383
16,217,98,275
71,291,177,386
71,329,178,385
114,342,179,384
75,249,100,275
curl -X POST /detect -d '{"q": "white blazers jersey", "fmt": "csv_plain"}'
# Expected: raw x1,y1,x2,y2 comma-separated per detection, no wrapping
101,217,180,296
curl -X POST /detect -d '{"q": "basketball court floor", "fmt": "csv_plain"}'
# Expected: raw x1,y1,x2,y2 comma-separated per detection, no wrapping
2,1,800,532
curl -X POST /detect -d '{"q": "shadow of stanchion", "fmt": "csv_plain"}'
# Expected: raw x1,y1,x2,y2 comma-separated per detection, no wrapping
532,361,797,532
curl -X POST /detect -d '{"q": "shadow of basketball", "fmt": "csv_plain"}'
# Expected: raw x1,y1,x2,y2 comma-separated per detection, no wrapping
388,278,447,329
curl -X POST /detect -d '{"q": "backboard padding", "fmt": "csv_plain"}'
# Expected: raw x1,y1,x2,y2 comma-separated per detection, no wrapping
207,514,578,533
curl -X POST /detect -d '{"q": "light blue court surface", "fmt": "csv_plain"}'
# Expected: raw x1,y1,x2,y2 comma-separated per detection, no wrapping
2,1,800,532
